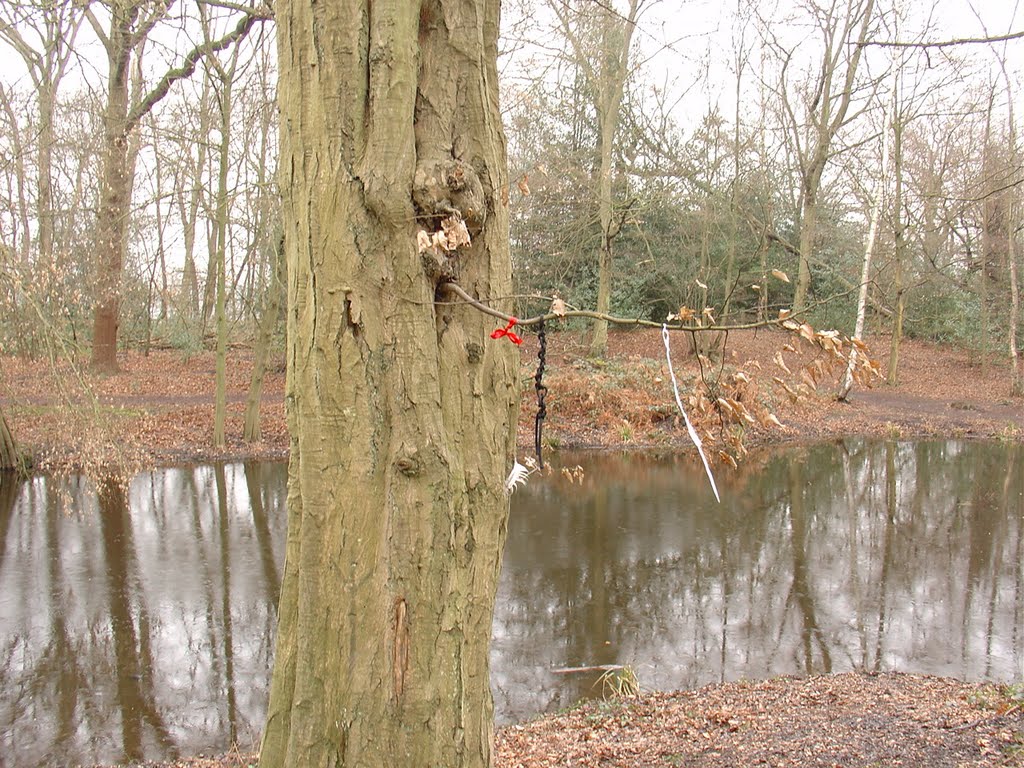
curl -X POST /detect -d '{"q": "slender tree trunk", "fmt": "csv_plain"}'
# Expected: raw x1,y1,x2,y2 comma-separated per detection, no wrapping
979,91,995,376
839,100,889,401
244,235,285,443
794,187,818,312
1010,206,1022,396
260,1,518,766
37,84,55,268
212,69,234,450
151,118,169,323
586,0,638,358
887,126,906,384
1000,67,1022,396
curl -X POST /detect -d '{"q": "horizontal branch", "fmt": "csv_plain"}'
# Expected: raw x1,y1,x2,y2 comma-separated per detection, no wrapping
440,281,853,334
859,30,1024,49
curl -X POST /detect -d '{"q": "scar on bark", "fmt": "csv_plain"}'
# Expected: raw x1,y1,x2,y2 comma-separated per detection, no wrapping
392,597,409,701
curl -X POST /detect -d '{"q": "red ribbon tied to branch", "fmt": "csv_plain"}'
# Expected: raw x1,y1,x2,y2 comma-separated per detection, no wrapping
490,318,523,345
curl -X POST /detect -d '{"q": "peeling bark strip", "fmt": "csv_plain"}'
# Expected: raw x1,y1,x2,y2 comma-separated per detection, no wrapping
392,597,409,701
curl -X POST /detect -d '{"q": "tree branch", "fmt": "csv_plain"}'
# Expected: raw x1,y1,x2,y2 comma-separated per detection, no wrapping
859,30,1024,49
125,3,271,132
440,281,861,331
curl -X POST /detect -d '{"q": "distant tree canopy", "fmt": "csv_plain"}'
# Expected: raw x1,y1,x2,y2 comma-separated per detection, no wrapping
0,0,1018,386
503,0,1022,388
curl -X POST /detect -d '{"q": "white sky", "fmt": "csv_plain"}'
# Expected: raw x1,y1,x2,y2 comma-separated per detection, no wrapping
499,0,1023,134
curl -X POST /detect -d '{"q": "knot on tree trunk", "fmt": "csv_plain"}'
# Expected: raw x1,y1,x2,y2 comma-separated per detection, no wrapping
413,159,486,233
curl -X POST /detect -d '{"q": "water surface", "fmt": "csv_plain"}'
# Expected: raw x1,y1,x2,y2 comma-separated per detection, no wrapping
0,440,1021,766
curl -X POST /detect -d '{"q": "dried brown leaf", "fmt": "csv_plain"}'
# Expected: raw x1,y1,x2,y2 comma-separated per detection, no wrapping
774,351,791,374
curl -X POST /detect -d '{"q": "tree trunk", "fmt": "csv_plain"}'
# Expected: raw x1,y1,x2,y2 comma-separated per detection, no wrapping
888,290,905,386
212,68,235,450
1009,201,1022,396
839,98,889,402
887,96,906,386
0,404,19,471
586,1,637,358
244,235,285,443
1000,68,1022,397
793,187,818,313
90,5,135,373
37,83,55,268
260,1,518,766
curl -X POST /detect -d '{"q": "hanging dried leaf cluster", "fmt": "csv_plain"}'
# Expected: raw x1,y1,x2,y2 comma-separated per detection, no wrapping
416,213,471,255
776,312,883,394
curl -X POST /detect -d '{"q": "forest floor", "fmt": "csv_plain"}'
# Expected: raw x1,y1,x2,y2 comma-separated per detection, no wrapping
3,326,1024,767
3,325,1022,473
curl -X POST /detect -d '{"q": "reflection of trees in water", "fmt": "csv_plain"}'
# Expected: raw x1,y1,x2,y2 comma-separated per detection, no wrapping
786,459,831,675
97,478,177,762
1012,444,1024,672
244,461,281,609
43,480,88,756
0,463,288,767
1,448,1020,760
495,442,1024,724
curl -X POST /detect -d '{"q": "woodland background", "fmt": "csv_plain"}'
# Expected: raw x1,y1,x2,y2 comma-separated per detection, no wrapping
0,0,1022,468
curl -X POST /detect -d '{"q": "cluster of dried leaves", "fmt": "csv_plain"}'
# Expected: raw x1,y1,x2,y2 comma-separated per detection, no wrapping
416,213,472,255
517,321,1024,461
519,317,886,469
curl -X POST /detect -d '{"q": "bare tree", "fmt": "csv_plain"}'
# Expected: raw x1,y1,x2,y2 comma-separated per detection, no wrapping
761,0,880,314
84,0,270,372
0,0,87,268
551,0,641,357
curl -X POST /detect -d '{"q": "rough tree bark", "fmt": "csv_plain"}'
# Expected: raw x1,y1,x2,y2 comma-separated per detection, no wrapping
89,0,137,372
260,1,518,766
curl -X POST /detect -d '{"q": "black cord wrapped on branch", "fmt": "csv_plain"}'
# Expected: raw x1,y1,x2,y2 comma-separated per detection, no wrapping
533,319,547,469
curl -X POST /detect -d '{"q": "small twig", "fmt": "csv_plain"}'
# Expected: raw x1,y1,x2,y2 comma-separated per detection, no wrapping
552,664,626,674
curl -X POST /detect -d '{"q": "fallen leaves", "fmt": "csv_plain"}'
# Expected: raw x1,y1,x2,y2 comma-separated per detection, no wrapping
493,673,1024,768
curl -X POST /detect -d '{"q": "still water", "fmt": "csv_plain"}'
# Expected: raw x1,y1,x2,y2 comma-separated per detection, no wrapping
0,441,1021,767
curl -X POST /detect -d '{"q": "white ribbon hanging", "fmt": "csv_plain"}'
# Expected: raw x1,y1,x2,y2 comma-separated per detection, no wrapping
662,324,720,503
